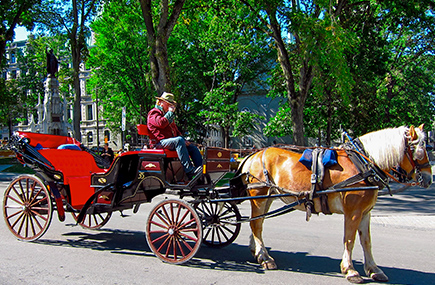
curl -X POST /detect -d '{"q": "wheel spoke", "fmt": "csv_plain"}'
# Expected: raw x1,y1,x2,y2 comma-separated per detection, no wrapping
150,231,170,244
10,185,25,203
29,208,49,221
175,238,186,259
155,210,171,228
71,211,111,230
5,193,24,205
29,195,47,208
157,234,172,253
5,208,24,219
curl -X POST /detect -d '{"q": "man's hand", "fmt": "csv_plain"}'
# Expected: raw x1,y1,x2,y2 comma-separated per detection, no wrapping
168,105,176,112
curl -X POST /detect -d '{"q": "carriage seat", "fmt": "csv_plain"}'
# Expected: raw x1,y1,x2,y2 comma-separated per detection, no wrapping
137,124,178,158
38,149,103,178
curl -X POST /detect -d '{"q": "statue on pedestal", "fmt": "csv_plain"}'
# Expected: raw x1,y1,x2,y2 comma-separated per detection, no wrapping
46,47,58,77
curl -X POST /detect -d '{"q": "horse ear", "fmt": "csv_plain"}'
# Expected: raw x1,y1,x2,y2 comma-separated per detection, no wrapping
418,124,424,131
409,125,418,140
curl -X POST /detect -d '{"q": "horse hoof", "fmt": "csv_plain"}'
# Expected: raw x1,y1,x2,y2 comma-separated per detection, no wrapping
371,272,389,282
346,274,364,284
261,260,277,270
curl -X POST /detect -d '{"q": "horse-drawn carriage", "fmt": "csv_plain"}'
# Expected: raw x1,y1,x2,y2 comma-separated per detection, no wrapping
2,124,432,283
2,126,242,264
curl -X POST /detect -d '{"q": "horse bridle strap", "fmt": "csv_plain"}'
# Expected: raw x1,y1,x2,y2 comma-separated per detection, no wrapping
402,146,430,184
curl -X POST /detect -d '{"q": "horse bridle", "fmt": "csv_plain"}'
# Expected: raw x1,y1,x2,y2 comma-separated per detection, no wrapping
400,139,431,185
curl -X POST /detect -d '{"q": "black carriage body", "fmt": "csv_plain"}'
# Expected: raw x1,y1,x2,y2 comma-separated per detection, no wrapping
90,150,184,212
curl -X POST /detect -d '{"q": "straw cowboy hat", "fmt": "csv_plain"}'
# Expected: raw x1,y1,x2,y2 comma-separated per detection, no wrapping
155,92,177,105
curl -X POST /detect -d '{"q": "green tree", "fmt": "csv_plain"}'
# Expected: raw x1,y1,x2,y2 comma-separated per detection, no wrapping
237,0,357,146
0,0,42,135
178,3,270,146
0,0,41,64
87,0,154,136
339,0,435,135
200,83,264,148
0,79,24,135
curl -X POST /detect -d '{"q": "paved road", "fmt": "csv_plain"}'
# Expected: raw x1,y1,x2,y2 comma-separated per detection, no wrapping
0,176,434,285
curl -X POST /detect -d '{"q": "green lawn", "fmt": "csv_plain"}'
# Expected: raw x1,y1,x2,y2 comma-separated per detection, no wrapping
0,157,35,174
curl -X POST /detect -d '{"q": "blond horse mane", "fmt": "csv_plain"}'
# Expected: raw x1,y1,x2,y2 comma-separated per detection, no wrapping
358,126,409,170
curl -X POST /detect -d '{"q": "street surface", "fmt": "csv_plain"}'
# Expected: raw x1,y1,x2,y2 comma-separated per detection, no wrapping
0,175,434,285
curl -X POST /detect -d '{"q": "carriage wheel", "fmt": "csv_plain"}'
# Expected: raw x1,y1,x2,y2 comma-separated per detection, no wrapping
2,175,53,241
146,199,202,264
194,201,241,248
71,211,111,230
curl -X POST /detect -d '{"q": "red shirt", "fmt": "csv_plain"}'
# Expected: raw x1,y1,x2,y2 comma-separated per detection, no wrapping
147,107,181,147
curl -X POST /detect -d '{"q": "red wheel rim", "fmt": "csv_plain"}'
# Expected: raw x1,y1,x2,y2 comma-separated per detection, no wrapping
3,175,53,241
146,199,202,264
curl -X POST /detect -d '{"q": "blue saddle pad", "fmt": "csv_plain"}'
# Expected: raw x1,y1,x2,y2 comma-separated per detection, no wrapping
299,149,337,169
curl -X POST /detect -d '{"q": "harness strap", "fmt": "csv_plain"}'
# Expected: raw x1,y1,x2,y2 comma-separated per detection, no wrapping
306,148,324,221
261,148,271,185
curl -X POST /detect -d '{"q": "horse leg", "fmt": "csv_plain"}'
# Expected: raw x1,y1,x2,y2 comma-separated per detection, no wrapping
249,195,277,270
341,212,364,283
358,212,389,282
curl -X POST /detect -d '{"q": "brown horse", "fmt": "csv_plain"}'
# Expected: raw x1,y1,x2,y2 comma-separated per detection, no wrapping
239,125,432,283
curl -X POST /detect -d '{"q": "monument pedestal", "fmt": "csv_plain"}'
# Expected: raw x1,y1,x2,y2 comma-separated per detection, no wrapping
40,76,70,136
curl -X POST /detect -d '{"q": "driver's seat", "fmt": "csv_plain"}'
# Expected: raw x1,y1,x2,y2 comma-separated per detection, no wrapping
136,124,178,158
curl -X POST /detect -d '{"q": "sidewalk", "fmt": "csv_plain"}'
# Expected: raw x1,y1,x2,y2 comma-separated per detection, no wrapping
0,172,20,181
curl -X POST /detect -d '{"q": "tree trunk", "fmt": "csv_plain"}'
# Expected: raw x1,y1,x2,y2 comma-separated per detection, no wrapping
289,95,305,146
223,126,229,149
264,5,313,146
325,88,332,147
70,30,82,141
139,0,186,94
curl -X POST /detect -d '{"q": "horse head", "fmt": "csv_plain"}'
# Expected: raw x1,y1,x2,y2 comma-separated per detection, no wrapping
358,124,432,188
400,124,433,188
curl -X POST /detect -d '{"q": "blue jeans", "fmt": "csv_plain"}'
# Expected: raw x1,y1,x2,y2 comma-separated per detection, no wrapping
158,136,202,174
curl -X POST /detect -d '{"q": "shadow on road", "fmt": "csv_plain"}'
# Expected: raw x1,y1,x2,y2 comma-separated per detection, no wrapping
374,184,435,215
33,228,435,285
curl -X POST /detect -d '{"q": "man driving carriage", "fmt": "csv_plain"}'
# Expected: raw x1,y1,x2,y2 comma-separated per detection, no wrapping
147,92,203,180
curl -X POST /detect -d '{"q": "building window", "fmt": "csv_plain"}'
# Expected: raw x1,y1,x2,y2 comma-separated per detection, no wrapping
87,131,93,143
10,52,16,63
87,105,93,120
11,70,17,79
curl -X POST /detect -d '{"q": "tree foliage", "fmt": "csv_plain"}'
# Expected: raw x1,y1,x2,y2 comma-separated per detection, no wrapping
88,0,153,136
0,0,41,65
3,0,435,147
